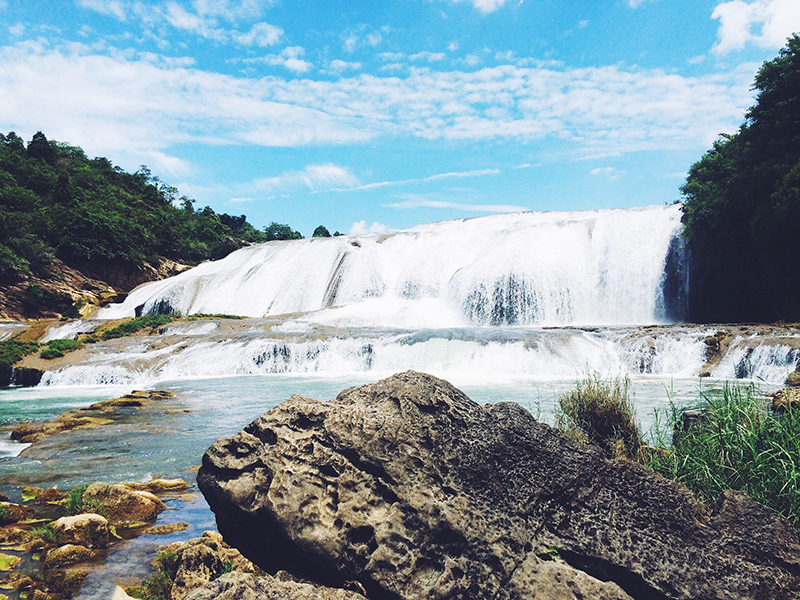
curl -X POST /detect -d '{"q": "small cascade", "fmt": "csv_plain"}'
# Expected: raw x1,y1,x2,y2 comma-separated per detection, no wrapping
101,205,689,327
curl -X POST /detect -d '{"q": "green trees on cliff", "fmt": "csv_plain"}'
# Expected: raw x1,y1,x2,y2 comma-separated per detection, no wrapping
682,34,800,322
0,132,267,285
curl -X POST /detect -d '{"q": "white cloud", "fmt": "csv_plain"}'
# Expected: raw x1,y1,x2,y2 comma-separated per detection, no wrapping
627,0,648,7
262,46,312,73
77,0,127,20
229,197,254,203
330,59,361,72
349,220,388,235
712,0,800,54
410,51,446,62
342,27,384,53
0,41,757,164
342,168,500,192
590,166,625,179
449,0,506,13
9,23,24,36
448,41,459,52
513,163,531,169
251,164,360,194
236,22,282,47
385,194,527,212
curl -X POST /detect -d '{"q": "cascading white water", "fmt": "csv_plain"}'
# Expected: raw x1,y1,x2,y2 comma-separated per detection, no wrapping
101,205,687,327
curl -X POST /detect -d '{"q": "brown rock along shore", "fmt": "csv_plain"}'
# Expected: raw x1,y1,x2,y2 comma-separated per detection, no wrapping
195,370,800,600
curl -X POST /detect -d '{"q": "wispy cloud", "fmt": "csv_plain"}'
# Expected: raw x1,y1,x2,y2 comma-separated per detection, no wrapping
712,0,800,54
0,40,756,167
250,164,360,194
343,169,500,192
385,193,527,212
77,0,127,20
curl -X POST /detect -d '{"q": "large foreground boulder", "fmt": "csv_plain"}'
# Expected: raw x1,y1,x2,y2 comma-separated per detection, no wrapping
198,371,800,600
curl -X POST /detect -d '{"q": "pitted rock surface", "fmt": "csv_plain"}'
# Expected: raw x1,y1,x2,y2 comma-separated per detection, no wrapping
198,371,800,600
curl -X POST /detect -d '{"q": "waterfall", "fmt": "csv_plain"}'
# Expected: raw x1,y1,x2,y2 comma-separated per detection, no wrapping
101,205,688,327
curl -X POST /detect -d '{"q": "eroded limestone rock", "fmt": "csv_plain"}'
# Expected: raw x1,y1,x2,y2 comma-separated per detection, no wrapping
51,514,109,549
198,371,800,600
184,571,367,600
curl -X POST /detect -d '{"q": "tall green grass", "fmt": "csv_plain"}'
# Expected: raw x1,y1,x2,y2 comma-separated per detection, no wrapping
649,384,800,525
101,315,174,340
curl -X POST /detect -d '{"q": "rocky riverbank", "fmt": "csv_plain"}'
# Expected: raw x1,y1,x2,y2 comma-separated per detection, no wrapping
194,371,800,600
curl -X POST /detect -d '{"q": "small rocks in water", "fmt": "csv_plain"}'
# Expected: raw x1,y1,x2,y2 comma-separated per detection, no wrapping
122,478,190,494
51,514,109,549
0,552,21,571
142,522,189,536
199,370,800,600
42,544,97,569
82,483,165,527
0,502,34,525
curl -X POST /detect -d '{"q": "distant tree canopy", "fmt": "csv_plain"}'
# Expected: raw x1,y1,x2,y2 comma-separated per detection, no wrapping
312,225,331,238
0,131,269,285
681,34,800,322
264,222,303,241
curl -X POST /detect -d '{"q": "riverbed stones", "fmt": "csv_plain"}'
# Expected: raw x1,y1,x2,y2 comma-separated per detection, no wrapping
81,483,165,527
51,514,109,549
198,370,800,600
0,503,34,525
42,544,96,569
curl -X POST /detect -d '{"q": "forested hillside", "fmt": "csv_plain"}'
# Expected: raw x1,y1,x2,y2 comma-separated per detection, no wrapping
681,34,800,323
0,132,278,318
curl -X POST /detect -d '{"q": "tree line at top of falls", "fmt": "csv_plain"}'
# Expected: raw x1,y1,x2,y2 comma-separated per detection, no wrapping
0,132,339,318
681,33,800,323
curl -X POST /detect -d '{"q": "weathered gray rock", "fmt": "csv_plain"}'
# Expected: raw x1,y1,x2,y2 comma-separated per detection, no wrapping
161,531,258,600
184,571,367,600
51,513,109,549
198,371,800,600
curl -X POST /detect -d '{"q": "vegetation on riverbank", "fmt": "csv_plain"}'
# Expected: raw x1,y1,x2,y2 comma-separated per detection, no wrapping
101,315,175,340
558,376,800,526
681,34,800,322
649,384,800,526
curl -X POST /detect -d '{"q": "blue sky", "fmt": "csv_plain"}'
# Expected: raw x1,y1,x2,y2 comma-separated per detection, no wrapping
1,0,798,236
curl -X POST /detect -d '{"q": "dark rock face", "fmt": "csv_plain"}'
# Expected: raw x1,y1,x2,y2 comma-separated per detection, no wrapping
198,371,800,600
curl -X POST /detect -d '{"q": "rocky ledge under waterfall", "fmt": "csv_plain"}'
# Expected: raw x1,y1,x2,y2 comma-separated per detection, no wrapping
195,371,800,600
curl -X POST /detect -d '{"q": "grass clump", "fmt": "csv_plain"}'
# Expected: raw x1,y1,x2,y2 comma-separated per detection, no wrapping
126,550,179,600
40,338,83,360
649,384,800,526
190,313,245,320
102,315,174,340
64,484,88,515
556,373,645,462
30,524,57,545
